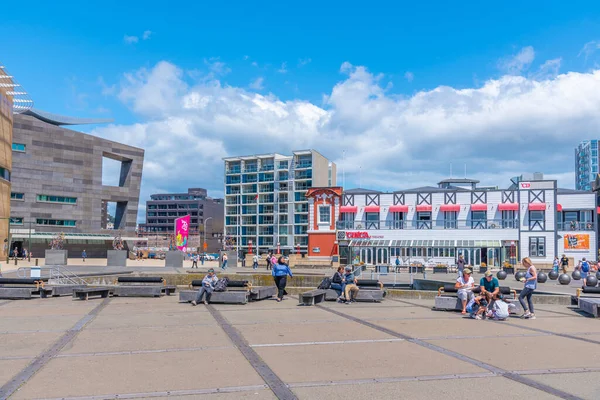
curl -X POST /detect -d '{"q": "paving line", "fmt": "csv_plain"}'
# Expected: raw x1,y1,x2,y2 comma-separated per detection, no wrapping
55,345,235,358
415,332,552,341
0,355,35,361
32,384,270,400
501,322,600,345
206,304,298,400
0,300,13,307
316,304,584,400
0,297,112,400
0,329,67,335
250,338,405,348
514,367,600,375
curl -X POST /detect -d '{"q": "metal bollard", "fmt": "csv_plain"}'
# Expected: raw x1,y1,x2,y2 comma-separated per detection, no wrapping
35,258,39,266
14,258,17,266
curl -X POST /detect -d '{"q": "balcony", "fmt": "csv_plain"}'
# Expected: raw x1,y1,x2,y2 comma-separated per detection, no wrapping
261,164,274,171
226,188,241,195
242,176,258,183
295,161,312,169
259,218,275,225
295,172,313,180
226,177,241,184
336,219,521,230
243,165,258,173
558,221,594,231
226,167,241,174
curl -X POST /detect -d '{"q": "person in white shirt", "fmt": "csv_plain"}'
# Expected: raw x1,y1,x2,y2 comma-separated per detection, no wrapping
252,254,259,270
455,268,474,314
487,293,510,320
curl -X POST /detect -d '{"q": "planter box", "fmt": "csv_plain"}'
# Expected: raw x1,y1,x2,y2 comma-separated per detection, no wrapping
433,266,448,274
107,250,128,267
503,267,515,275
45,250,67,265
479,266,488,274
165,251,184,268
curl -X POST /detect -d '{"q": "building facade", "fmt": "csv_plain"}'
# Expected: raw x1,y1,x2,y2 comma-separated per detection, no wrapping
329,175,596,268
9,110,144,257
138,188,224,253
1,63,32,259
306,187,342,258
224,150,336,256
575,140,599,190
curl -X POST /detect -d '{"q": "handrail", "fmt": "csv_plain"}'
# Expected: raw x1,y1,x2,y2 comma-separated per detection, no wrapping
17,266,88,285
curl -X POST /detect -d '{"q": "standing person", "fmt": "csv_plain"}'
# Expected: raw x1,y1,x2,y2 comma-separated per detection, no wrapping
270,253,277,270
191,253,198,268
82,249,87,263
560,254,569,274
22,248,27,261
221,253,228,270
342,266,359,304
330,266,346,301
518,257,537,319
266,252,272,270
200,253,205,266
455,268,474,315
272,256,293,302
395,256,400,268
191,268,218,305
456,254,466,277
580,257,590,288
552,256,559,274
252,254,259,270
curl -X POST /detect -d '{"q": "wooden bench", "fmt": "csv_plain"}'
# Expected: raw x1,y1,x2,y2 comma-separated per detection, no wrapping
113,276,176,297
73,287,110,301
299,289,327,306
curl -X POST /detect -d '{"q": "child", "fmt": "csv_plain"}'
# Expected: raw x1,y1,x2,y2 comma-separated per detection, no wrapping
487,294,510,321
466,294,487,320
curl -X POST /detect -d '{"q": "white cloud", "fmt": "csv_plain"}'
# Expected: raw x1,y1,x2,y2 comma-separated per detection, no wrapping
94,60,600,222
123,35,139,44
404,71,414,82
277,62,288,74
298,58,312,67
249,77,264,90
531,58,561,80
579,41,600,61
204,57,231,76
142,30,152,40
499,46,535,75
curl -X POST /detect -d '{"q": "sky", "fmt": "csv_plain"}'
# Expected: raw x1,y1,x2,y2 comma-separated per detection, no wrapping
3,1,600,222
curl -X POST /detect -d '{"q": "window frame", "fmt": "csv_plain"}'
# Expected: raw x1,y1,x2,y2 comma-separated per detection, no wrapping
11,143,26,152
529,210,545,230
529,237,546,257
318,205,331,225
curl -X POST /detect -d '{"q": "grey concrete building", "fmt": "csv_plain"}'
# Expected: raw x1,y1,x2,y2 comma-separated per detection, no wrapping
138,188,224,253
9,110,144,257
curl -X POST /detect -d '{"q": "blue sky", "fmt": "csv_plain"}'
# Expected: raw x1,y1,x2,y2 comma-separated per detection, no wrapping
3,1,600,220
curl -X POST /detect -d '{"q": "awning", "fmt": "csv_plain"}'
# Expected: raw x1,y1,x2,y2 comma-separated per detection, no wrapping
471,204,488,211
498,203,519,211
340,206,357,213
597,206,600,214
364,205,380,213
528,203,546,211
557,204,563,212
440,204,460,212
416,205,432,212
389,205,409,213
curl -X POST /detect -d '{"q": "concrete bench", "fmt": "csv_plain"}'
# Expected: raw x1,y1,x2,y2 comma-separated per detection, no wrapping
0,278,51,299
578,297,600,317
434,284,522,313
323,280,386,303
46,285,87,297
299,289,327,306
179,280,252,304
112,277,175,298
73,287,110,301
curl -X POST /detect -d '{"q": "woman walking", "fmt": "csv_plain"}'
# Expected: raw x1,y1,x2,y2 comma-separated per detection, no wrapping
272,256,293,302
519,257,537,320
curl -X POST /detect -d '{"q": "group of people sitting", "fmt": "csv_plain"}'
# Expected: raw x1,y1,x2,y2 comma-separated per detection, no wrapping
456,269,514,320
330,266,360,304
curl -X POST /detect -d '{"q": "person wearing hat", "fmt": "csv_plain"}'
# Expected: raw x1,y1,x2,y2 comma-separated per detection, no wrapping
480,270,500,304
342,266,359,304
455,268,474,314
192,268,218,306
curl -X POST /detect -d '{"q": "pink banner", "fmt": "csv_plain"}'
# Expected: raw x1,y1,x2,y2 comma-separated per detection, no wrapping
175,215,190,252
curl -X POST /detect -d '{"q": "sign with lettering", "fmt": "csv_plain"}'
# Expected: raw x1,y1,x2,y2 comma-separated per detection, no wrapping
520,182,531,189
346,231,370,239
175,215,190,252
564,234,590,251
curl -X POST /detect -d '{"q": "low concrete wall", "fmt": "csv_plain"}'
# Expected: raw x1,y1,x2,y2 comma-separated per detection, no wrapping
45,250,67,266
107,250,128,267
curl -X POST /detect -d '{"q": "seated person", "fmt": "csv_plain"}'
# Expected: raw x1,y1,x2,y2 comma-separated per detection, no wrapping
486,293,510,321
479,270,500,303
343,266,359,304
192,268,218,306
330,266,346,301
466,294,487,320
455,268,474,314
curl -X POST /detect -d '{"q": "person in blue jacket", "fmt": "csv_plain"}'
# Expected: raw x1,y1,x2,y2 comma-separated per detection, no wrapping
272,256,293,302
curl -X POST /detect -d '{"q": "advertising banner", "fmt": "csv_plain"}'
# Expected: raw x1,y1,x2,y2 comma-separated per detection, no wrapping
564,234,590,251
175,215,190,252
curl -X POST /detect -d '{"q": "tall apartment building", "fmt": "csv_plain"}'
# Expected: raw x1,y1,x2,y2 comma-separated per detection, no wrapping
138,188,224,252
223,150,336,256
575,140,599,190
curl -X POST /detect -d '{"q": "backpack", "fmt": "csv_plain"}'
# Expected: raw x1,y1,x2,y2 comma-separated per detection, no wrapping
318,277,332,289
582,261,590,273
214,277,229,292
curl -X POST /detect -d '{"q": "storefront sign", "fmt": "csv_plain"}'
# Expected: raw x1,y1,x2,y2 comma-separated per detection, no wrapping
564,234,589,250
346,231,370,239
175,215,190,252
520,182,531,189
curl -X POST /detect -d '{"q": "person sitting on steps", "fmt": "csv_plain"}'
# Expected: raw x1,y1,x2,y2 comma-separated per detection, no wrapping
342,266,359,304
455,268,474,315
192,268,218,306
330,266,346,302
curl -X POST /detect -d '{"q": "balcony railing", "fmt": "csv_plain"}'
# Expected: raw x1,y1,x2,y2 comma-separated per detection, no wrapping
295,162,312,169
226,168,241,174
244,167,258,173
336,219,521,230
558,221,594,231
261,164,274,171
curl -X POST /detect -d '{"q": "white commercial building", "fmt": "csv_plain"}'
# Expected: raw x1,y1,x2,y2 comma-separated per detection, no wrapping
336,175,597,268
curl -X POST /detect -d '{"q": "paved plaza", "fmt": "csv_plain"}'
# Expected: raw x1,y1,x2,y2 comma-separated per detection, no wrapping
0,293,599,399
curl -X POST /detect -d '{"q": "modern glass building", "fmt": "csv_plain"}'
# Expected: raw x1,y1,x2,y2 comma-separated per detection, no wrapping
575,140,599,190
223,150,336,256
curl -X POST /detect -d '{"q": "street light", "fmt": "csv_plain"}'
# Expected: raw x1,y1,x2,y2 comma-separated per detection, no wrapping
202,217,213,255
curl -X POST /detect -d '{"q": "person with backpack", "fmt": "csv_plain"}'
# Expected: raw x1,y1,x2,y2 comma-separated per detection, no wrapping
580,257,590,288
192,268,218,305
330,266,346,301
272,256,293,302
252,254,259,270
